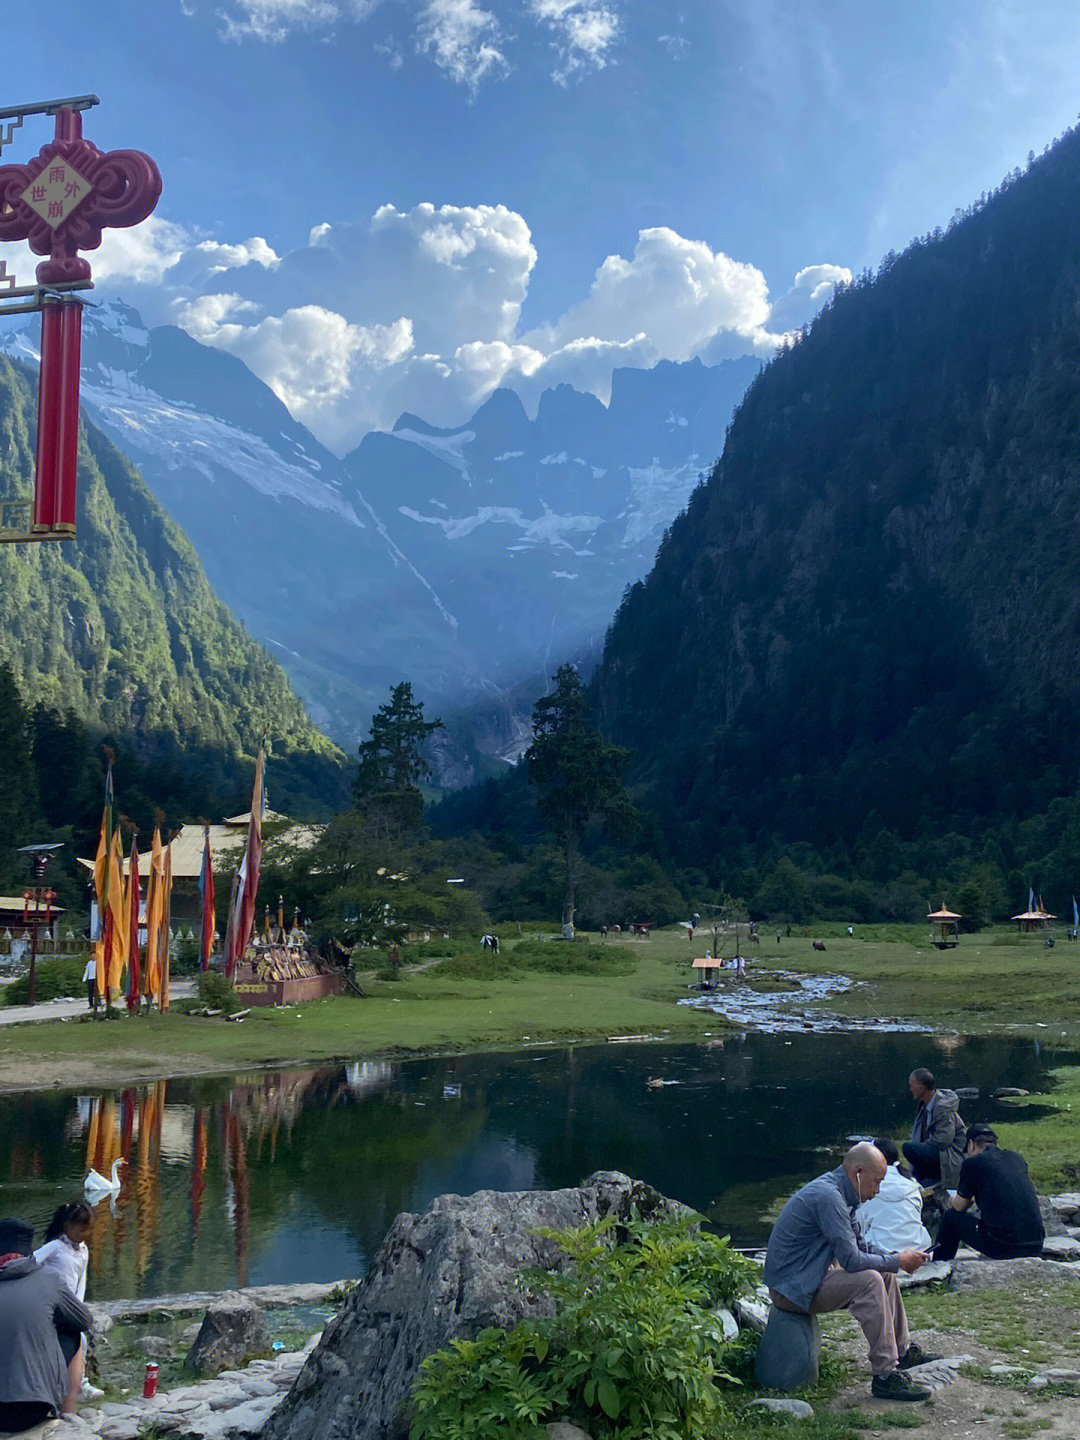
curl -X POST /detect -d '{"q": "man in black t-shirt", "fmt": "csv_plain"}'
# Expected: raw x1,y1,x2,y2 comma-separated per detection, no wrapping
931,1124,1045,1261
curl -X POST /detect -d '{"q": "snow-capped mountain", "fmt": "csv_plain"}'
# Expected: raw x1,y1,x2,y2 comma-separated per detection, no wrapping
0,299,758,756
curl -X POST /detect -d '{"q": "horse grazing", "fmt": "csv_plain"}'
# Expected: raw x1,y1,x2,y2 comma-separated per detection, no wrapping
812,939,827,952
480,934,500,955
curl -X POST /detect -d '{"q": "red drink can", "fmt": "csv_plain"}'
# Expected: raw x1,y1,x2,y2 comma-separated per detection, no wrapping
143,1363,159,1398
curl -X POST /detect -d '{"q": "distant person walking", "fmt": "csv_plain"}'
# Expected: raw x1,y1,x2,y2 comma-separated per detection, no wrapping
932,1125,1045,1261
902,1068,966,1191
82,957,98,1013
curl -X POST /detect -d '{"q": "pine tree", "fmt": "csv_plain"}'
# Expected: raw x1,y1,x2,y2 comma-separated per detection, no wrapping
355,682,442,835
526,665,632,928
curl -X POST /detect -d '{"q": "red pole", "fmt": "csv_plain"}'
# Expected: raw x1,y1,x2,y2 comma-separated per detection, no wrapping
54,300,82,533
33,302,62,532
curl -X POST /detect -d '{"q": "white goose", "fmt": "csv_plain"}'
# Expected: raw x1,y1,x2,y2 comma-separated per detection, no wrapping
84,1157,125,1198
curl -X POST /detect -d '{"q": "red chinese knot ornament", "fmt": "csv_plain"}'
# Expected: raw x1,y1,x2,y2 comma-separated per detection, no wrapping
0,108,161,536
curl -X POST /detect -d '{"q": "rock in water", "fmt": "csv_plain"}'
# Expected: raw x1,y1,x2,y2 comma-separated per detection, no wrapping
262,1173,684,1440
185,1294,271,1375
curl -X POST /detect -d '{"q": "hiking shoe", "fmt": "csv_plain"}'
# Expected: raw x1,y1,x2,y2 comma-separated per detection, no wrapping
871,1370,931,1402
899,1343,941,1369
79,1381,104,1401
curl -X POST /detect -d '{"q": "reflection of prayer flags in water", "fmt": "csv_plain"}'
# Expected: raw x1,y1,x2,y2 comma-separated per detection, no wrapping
225,1108,250,1287
134,1082,166,1277
191,1108,208,1236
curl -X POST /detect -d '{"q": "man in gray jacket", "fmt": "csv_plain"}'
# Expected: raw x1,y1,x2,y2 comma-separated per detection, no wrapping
902,1068,967,1190
763,1143,935,1402
0,1216,93,1433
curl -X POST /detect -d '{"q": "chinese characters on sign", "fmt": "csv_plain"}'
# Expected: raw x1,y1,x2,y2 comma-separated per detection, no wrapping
20,158,94,230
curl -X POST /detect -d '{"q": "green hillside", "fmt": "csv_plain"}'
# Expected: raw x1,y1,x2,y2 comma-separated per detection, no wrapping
0,354,336,756
593,122,1080,919
0,357,349,890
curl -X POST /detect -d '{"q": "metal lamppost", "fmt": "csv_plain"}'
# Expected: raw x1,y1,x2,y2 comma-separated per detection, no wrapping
17,841,63,1005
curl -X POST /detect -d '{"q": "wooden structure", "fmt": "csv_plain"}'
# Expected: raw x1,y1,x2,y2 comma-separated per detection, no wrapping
1011,907,1055,934
691,955,721,989
927,904,962,949
232,940,343,1008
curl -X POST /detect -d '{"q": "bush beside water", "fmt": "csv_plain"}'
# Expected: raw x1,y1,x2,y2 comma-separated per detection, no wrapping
409,1214,758,1440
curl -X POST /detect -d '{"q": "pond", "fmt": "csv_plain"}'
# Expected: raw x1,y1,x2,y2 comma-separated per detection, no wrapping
0,1031,1069,1301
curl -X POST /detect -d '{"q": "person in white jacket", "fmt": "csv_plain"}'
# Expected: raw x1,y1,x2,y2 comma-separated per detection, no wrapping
33,1201,102,1406
856,1137,932,1252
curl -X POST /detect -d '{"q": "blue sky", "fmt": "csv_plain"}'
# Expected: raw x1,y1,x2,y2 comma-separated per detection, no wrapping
2,1,1079,451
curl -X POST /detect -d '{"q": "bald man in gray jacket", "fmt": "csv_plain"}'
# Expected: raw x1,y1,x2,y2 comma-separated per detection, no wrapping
763,1143,935,1402
0,1216,93,1433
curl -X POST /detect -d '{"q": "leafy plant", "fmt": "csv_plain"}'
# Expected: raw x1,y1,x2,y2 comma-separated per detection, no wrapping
409,1212,757,1440
3,953,89,1005
195,968,242,1014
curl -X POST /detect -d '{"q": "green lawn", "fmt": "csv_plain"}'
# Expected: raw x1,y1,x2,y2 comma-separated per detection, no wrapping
1,923,1077,1092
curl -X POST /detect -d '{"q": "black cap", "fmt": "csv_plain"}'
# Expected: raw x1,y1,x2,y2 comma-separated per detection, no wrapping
0,1217,34,1256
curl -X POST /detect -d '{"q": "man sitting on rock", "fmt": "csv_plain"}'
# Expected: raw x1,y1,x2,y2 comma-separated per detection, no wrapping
856,1137,933,1252
763,1142,936,1402
902,1067,967,1195
0,1216,93,1434
931,1125,1045,1262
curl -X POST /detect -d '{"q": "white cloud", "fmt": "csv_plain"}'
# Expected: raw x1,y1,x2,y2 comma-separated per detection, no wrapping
766,263,852,332
416,0,508,89
530,0,619,81
83,206,844,451
219,0,342,42
532,227,773,360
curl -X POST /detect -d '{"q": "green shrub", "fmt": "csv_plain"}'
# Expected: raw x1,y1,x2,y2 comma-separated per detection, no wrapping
170,934,202,976
3,953,89,1005
409,1213,758,1440
196,968,242,1014
435,937,634,981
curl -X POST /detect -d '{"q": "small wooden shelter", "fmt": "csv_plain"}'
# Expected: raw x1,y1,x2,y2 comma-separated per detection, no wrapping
1011,907,1055,934
927,904,962,949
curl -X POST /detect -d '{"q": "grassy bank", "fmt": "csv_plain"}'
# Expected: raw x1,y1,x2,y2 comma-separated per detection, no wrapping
0,922,1076,1094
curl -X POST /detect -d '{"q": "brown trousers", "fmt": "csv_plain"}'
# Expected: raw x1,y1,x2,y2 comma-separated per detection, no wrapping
772,1265,909,1375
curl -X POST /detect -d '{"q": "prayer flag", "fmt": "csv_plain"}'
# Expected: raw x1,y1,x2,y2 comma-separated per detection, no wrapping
159,842,172,1011
126,836,141,1012
226,745,265,978
106,828,128,994
143,827,165,1002
198,825,215,972
92,765,114,998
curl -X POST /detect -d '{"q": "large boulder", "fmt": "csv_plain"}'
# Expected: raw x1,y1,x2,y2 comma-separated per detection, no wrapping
185,1294,271,1375
261,1172,685,1440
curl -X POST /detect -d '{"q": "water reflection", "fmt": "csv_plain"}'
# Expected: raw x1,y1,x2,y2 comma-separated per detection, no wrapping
0,1033,1070,1300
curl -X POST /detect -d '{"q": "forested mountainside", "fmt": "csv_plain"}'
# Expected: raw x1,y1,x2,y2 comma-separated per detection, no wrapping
0,356,347,828
592,122,1080,914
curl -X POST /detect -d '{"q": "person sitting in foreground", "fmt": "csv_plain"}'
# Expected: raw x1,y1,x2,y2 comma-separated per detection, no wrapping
763,1142,937,1402
856,1137,933,1252
902,1068,967,1193
0,1216,93,1434
931,1124,1045,1261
